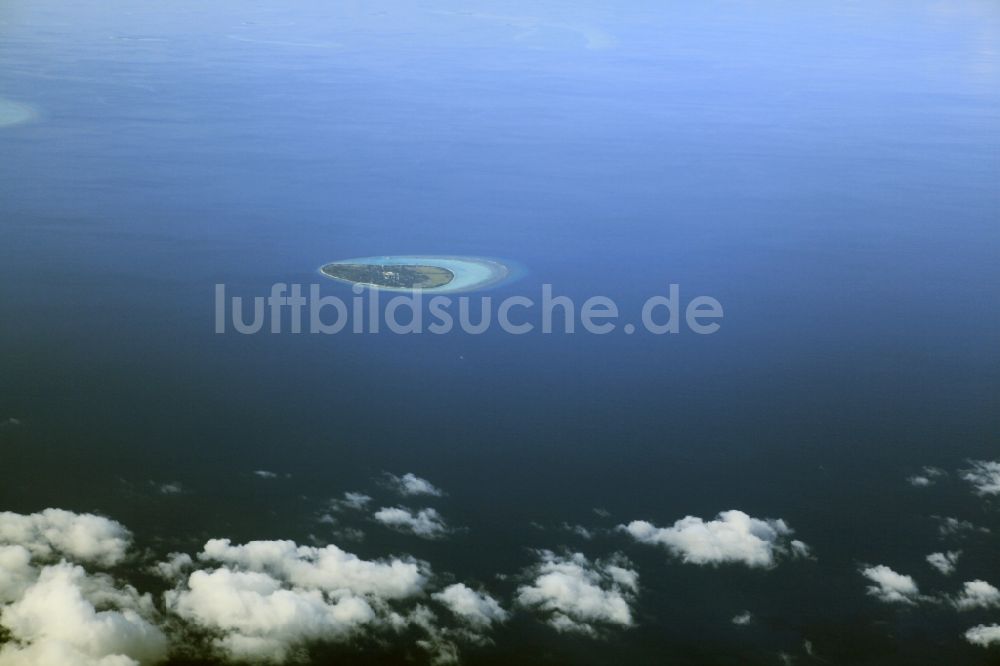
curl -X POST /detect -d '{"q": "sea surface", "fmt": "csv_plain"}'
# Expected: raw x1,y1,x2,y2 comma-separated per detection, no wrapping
1,1,998,664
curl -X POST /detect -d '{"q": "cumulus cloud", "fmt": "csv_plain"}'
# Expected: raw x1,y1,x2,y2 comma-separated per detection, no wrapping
966,624,1000,647
397,604,466,664
0,562,167,666
731,611,752,626
0,546,35,604
0,509,131,567
952,580,1000,611
167,567,375,662
861,565,920,604
561,523,595,540
158,482,184,495
151,553,193,581
253,470,278,479
0,509,511,664
156,536,511,663
935,516,990,537
163,537,510,663
0,511,166,666
385,473,443,498
336,492,372,511
517,551,638,635
620,510,808,568
374,507,449,539
197,539,427,599
926,551,960,576
164,538,433,662
933,516,990,539
908,466,946,487
961,460,1000,496
432,584,508,629
938,517,972,536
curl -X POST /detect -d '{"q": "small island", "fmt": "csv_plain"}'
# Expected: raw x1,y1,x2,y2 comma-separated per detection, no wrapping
321,262,454,289
319,255,513,293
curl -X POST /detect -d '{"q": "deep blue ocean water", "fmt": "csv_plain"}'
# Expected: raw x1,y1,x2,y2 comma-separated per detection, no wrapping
1,1,998,664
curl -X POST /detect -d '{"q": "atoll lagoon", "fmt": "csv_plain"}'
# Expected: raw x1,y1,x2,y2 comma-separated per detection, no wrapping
320,255,511,293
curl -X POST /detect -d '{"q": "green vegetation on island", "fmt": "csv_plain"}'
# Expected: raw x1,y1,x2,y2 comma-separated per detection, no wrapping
321,262,455,289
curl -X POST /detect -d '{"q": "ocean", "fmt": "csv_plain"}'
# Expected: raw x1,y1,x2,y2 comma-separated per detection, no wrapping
1,1,998,664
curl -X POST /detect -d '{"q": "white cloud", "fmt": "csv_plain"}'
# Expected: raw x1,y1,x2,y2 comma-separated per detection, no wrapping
164,537,434,662
398,605,465,664
731,611,752,626
966,624,1000,647
952,580,1000,611
962,460,1000,496
0,562,167,666
926,551,960,576
337,492,372,511
0,546,36,604
907,466,946,487
517,551,638,634
621,510,807,568
386,473,443,497
159,535,513,662
0,509,504,664
432,584,508,629
198,539,426,599
561,523,595,540
861,565,920,604
151,553,193,581
253,470,278,479
167,568,375,662
935,516,989,537
374,507,449,539
0,509,131,567
158,483,183,495
0,510,166,666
